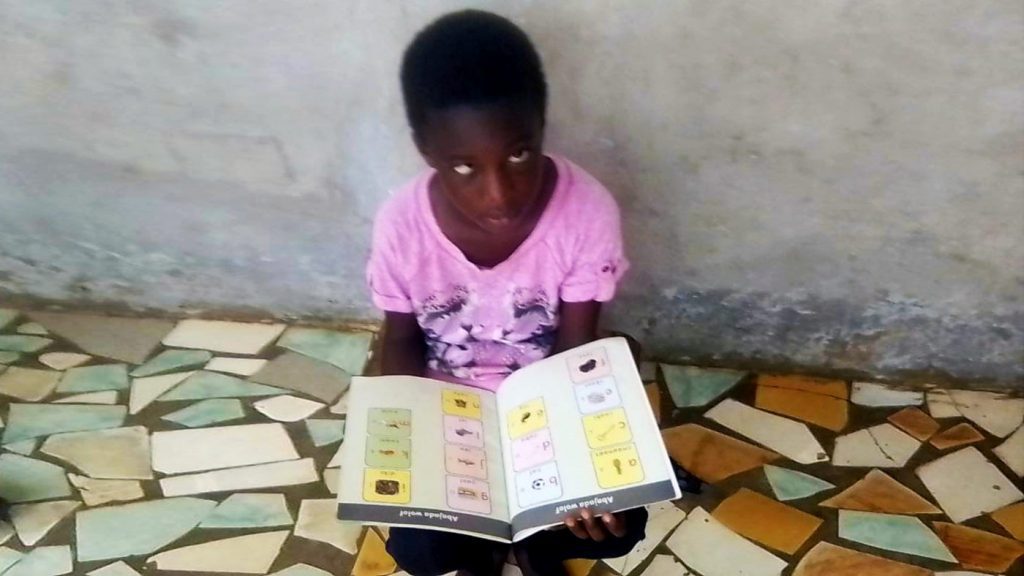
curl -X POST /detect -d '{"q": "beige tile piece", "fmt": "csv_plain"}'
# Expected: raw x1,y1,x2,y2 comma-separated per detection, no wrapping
833,424,920,468
147,531,289,573
253,395,325,422
930,423,985,450
820,469,941,514
128,371,195,415
0,521,14,545
993,425,1024,477
326,443,343,468
162,319,285,355
41,426,152,480
990,502,1024,541
250,351,351,403
637,555,691,576
665,507,786,576
330,391,349,415
851,382,924,407
757,374,848,399
204,357,268,376
160,458,318,497
755,385,848,431
152,423,299,474
68,474,143,506
887,407,940,441
87,562,142,576
29,312,173,364
705,399,829,464
53,391,119,404
296,498,363,554
661,423,779,483
645,383,662,424
353,528,397,576
926,389,960,418
948,390,1024,438
0,367,60,401
37,352,91,371
933,521,1024,573
916,446,1023,523
11,500,80,546
712,488,823,554
604,502,686,576
793,541,931,576
323,468,340,495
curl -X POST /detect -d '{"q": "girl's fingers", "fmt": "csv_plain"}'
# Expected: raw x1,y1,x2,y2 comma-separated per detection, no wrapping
602,512,627,537
564,516,590,540
580,509,606,541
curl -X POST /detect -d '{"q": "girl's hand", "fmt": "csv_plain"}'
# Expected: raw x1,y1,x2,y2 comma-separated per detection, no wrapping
563,509,627,541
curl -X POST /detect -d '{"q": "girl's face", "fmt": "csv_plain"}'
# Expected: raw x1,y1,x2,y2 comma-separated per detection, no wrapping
417,104,547,235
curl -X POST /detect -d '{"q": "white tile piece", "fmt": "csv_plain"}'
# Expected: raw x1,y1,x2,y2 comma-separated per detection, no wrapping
927,389,961,418
833,423,921,468
0,548,23,574
704,399,828,464
4,545,72,576
54,391,119,404
152,423,299,474
605,502,686,576
147,531,289,574
323,468,340,495
948,390,1024,438
204,357,268,376
326,443,343,468
16,322,47,335
296,499,362,554
88,561,142,576
639,555,692,576
851,382,924,407
160,458,318,496
665,507,786,576
993,425,1024,477
0,521,14,545
3,440,37,456
162,319,285,355
0,367,61,401
41,426,152,480
11,500,80,546
254,395,325,422
69,474,144,506
329,391,349,415
916,446,1023,523
38,352,91,371
129,371,194,415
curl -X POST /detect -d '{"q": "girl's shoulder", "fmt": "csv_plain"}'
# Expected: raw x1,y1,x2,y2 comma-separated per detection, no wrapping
548,155,622,226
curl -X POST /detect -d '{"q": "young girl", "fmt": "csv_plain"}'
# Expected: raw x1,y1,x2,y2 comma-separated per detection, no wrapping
367,10,647,576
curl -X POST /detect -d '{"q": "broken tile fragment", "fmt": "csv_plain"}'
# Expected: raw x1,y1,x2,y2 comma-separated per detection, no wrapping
323,468,340,495
705,399,829,464
917,446,1023,523
637,555,690,576
604,502,686,576
158,370,288,401
57,363,129,393
851,382,924,407
38,352,91,370
162,319,286,355
763,465,834,501
990,502,1024,541
948,390,1024,438
793,541,930,576
254,394,325,422
661,423,779,483
88,562,143,576
296,498,362,554
665,507,786,576
833,424,920,468
11,500,80,545
4,545,72,576
162,399,245,428
204,356,267,376
147,530,289,573
250,352,351,403
76,497,216,561
131,349,212,377
933,521,1024,573
0,309,17,330
838,510,955,562
993,425,1024,477
54,390,119,404
353,528,397,576
0,351,20,364
3,440,37,456
269,565,333,576
326,443,343,468
564,559,596,576
0,454,72,502
29,312,172,364
4,403,126,443
712,488,822,554
0,367,61,401
199,493,293,528
0,548,23,574
0,522,13,545
128,371,194,414
644,383,662,424
755,385,848,431
160,458,318,496
930,423,985,450
69,474,144,506
887,407,940,441
330,391,349,415
926,389,960,418
16,322,47,335
660,364,745,408
758,374,847,398
41,426,151,479
820,469,941,514
0,335,52,353
278,327,373,375
305,418,346,447
153,423,298,474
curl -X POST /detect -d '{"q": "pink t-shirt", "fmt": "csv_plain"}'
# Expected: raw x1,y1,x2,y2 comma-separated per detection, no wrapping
367,154,627,391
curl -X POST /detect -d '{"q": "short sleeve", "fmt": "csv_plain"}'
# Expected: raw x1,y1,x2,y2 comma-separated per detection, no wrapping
366,203,415,314
559,188,629,303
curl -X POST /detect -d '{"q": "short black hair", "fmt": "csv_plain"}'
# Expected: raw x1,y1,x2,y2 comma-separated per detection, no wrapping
400,10,547,135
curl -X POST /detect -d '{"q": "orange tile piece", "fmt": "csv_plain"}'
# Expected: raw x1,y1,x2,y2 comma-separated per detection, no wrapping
564,558,596,576
819,469,941,514
712,487,823,554
661,423,780,483
793,541,931,576
755,385,849,431
930,422,984,450
757,374,848,399
644,383,662,424
887,407,940,441
990,502,1024,541
933,521,1024,573
352,528,397,576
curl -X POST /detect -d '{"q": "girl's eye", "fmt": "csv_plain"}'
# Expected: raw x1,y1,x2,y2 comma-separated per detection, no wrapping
452,164,474,176
508,150,531,164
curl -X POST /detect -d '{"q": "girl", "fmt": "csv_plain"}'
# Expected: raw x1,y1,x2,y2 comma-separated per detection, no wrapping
367,10,647,576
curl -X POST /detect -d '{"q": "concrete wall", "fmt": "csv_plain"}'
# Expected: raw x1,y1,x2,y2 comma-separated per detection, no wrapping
1,1,1022,384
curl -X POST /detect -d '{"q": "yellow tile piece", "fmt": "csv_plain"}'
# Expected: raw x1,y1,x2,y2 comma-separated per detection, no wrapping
933,521,1024,573
819,469,941,514
929,422,984,450
712,488,823,554
564,558,596,576
887,407,940,441
755,385,848,431
644,383,662,424
990,502,1024,541
353,528,397,576
757,374,848,399
794,541,931,576
661,423,779,483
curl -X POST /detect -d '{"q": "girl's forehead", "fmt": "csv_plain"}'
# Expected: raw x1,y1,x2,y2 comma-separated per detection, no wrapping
419,104,543,153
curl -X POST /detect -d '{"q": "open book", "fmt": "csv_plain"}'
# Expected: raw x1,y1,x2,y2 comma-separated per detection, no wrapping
335,337,680,543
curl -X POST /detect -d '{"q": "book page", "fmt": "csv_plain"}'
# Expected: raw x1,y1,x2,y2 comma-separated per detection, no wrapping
337,376,511,542
495,338,680,539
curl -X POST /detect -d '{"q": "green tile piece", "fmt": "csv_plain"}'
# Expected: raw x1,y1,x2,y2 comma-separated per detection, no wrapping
16,322,47,335
158,371,289,401
304,418,346,447
270,564,333,576
3,439,38,456
3,404,127,443
0,351,20,364
162,399,245,428
131,349,213,378
0,309,18,331
763,465,835,501
0,547,24,573
199,493,293,528
278,327,373,375
76,497,217,562
661,364,746,408
4,545,72,576
0,454,73,503
0,335,52,353
838,510,956,562
57,364,129,393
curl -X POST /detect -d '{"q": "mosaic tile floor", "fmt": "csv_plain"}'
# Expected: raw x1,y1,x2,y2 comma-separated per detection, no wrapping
0,307,1021,576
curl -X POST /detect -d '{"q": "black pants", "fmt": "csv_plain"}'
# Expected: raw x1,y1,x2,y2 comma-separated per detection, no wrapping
386,507,648,576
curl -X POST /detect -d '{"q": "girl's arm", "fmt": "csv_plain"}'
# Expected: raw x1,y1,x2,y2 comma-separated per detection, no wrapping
380,312,428,377
552,300,602,353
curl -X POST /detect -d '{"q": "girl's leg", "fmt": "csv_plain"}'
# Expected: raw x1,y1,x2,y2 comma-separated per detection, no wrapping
387,528,507,576
513,507,649,575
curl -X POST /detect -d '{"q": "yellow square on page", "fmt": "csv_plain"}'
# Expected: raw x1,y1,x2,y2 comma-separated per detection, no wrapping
507,398,548,440
442,389,483,419
591,444,645,488
363,469,411,504
582,408,632,448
